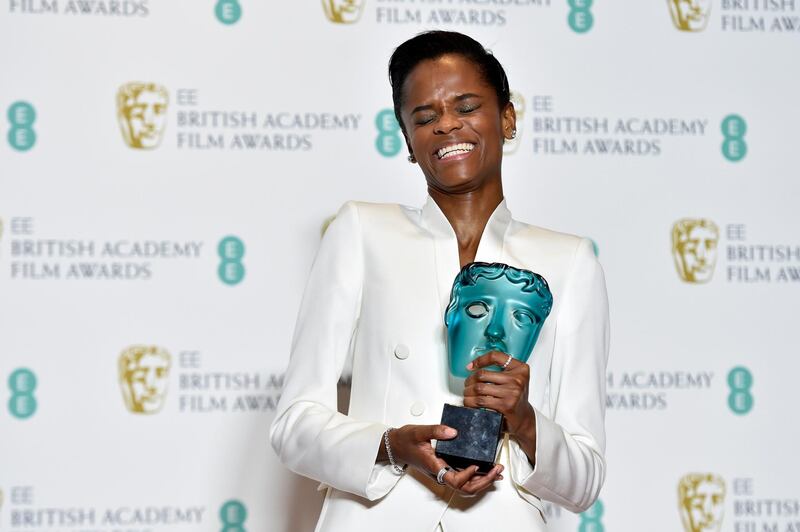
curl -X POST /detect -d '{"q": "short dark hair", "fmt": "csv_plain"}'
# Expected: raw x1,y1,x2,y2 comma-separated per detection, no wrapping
388,31,511,134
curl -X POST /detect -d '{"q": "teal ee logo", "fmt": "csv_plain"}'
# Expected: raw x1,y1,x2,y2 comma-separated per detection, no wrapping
8,368,37,420
568,0,594,33
727,366,753,415
220,499,247,532
721,114,747,162
7,101,37,151
375,109,402,157
218,236,245,285
579,499,604,532
215,0,242,24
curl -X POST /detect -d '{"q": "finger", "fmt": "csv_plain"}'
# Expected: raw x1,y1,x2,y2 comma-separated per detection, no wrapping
463,394,507,411
417,424,458,442
464,381,516,400
459,465,504,494
466,351,520,372
444,465,480,490
464,370,516,389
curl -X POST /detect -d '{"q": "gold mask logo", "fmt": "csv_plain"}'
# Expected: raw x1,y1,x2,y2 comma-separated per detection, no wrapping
117,82,169,149
322,0,365,24
668,0,712,32
119,345,171,414
679,473,726,532
672,218,719,283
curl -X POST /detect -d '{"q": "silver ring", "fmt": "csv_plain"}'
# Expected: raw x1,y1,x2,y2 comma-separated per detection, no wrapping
436,466,451,485
502,355,513,370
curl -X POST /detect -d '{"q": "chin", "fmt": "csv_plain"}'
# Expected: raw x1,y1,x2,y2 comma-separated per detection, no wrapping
429,172,488,193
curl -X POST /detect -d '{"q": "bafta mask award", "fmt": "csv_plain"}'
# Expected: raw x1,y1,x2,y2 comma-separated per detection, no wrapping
436,262,553,473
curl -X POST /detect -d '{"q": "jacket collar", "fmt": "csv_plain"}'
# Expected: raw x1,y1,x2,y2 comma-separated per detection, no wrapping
420,195,513,316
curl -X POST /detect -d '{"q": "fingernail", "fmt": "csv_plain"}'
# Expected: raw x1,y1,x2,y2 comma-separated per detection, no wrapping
444,427,457,437
498,475,504,480
466,362,473,370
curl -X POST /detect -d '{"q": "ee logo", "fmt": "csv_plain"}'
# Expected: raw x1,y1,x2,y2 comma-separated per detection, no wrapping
722,114,747,162
7,101,36,151
218,236,245,285
727,366,753,415
568,0,594,34
579,500,604,532
375,109,402,157
220,500,247,532
215,0,242,24
8,368,37,419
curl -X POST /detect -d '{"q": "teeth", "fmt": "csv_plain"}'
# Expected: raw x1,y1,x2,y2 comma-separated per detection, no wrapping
437,143,474,159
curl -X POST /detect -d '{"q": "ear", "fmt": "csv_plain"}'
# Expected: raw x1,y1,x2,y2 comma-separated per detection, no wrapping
501,101,517,140
401,127,414,158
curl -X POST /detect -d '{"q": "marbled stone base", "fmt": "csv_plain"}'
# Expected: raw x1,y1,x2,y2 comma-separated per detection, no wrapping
435,404,503,474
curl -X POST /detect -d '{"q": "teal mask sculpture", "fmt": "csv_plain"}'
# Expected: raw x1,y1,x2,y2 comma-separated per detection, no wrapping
444,262,553,378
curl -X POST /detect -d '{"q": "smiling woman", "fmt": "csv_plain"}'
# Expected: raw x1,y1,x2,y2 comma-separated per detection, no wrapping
270,31,610,532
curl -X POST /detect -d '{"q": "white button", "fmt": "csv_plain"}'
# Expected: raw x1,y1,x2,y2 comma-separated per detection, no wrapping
410,401,426,416
394,344,410,360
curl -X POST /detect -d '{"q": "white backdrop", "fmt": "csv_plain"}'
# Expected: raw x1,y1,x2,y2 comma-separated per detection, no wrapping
1,1,799,531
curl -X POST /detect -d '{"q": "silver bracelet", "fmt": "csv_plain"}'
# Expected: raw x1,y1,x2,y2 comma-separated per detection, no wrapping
383,428,407,475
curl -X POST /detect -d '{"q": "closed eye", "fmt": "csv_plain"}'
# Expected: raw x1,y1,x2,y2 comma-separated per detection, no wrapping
414,113,436,126
458,104,480,113
465,302,489,318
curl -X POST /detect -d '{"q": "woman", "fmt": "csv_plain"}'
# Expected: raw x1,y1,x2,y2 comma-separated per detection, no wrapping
270,31,609,531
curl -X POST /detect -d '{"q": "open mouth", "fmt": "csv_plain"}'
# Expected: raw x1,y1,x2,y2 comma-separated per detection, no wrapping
436,142,475,160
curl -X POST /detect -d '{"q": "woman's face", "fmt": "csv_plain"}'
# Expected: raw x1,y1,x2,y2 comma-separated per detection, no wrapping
400,54,515,194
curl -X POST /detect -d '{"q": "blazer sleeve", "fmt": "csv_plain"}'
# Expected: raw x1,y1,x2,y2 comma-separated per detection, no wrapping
508,237,610,513
269,201,401,501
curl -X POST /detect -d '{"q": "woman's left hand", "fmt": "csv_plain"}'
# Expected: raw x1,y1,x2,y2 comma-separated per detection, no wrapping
463,352,536,439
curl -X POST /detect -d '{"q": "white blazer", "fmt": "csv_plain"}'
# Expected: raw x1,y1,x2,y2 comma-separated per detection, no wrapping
270,197,610,532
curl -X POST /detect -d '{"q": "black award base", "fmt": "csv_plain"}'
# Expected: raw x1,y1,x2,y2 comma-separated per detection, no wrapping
435,403,503,474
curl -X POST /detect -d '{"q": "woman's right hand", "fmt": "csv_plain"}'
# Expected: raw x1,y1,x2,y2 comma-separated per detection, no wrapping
385,424,504,496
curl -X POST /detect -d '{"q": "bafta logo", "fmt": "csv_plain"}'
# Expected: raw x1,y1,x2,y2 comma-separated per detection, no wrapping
322,0,365,23
504,91,524,155
117,82,169,149
672,218,719,284
679,474,726,532
668,0,712,32
118,345,171,414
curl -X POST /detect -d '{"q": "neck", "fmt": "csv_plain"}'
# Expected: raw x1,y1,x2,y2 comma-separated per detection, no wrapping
428,178,504,266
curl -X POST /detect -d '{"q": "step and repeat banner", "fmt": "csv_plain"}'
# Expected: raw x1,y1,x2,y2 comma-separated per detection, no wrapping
1,1,799,531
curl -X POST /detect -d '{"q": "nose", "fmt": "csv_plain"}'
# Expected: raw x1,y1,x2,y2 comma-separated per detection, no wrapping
696,243,708,261
434,108,463,135
484,312,505,342
701,498,714,520
144,369,157,390
143,105,155,125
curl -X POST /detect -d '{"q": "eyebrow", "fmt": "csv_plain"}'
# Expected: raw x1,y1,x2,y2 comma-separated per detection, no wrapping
410,93,482,115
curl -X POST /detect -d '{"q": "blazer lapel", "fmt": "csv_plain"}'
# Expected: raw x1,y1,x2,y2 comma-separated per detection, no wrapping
474,198,511,265
420,196,512,320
